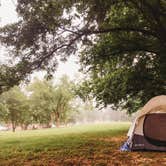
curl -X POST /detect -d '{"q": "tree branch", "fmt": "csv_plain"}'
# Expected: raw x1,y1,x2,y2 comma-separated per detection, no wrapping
81,27,157,37
32,33,84,70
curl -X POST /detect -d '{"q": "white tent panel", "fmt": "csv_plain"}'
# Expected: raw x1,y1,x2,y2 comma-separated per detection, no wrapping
127,95,166,138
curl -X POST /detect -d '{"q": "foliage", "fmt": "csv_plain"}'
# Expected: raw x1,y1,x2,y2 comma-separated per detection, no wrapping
0,0,166,111
0,75,77,130
28,75,76,127
27,79,53,126
79,33,165,112
0,86,29,131
0,65,25,94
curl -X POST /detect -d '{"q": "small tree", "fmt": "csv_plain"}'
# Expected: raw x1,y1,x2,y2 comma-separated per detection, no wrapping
0,86,28,132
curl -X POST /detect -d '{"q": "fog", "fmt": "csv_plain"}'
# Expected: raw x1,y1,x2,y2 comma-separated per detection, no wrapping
73,107,136,124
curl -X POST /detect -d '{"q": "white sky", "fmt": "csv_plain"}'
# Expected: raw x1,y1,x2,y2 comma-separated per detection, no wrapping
0,0,81,81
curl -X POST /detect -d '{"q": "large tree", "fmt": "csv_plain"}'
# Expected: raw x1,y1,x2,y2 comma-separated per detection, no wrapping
51,76,75,127
28,79,53,127
28,76,75,127
0,0,165,111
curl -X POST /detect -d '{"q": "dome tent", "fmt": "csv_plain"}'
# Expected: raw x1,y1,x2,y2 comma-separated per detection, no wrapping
125,95,166,151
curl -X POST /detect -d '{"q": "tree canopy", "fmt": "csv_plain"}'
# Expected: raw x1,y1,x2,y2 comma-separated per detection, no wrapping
28,76,75,127
0,86,29,131
0,0,166,112
0,76,77,131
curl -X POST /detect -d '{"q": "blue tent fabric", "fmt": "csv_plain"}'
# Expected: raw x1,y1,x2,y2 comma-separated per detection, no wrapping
120,141,131,151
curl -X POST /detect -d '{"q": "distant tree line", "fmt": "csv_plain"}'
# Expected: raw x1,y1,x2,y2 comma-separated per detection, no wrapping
0,75,77,132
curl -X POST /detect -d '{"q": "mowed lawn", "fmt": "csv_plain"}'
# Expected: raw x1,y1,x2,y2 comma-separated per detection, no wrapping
0,123,165,166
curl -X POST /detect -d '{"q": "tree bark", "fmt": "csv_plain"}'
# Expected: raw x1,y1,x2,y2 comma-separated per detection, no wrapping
55,112,60,128
12,122,16,132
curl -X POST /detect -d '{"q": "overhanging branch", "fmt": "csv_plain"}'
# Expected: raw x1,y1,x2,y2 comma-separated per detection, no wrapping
81,27,157,37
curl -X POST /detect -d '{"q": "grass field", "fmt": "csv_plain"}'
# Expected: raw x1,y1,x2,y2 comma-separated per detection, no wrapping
0,122,165,166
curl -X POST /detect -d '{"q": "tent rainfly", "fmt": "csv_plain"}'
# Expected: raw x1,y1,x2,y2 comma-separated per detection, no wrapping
124,95,166,151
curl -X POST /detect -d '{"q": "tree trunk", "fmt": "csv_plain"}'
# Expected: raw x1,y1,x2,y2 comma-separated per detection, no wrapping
24,124,28,130
21,124,24,130
55,112,60,128
12,122,16,132
55,117,60,128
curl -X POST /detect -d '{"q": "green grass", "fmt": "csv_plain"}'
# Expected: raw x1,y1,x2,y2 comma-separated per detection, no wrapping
0,122,165,166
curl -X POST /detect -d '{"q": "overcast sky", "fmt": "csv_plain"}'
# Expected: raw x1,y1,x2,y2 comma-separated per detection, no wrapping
0,0,80,81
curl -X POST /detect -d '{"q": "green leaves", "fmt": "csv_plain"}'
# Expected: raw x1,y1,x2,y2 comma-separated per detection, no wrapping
27,75,76,126
79,29,165,112
0,75,77,129
0,86,29,131
0,0,166,112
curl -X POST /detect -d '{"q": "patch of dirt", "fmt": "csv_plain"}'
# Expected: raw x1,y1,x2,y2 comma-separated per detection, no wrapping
2,136,166,166
21,148,166,166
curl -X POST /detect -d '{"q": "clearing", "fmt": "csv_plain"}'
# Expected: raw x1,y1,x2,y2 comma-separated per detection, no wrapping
0,122,165,166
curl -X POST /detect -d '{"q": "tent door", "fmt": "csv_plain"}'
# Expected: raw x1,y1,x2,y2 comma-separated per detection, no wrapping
143,113,166,146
